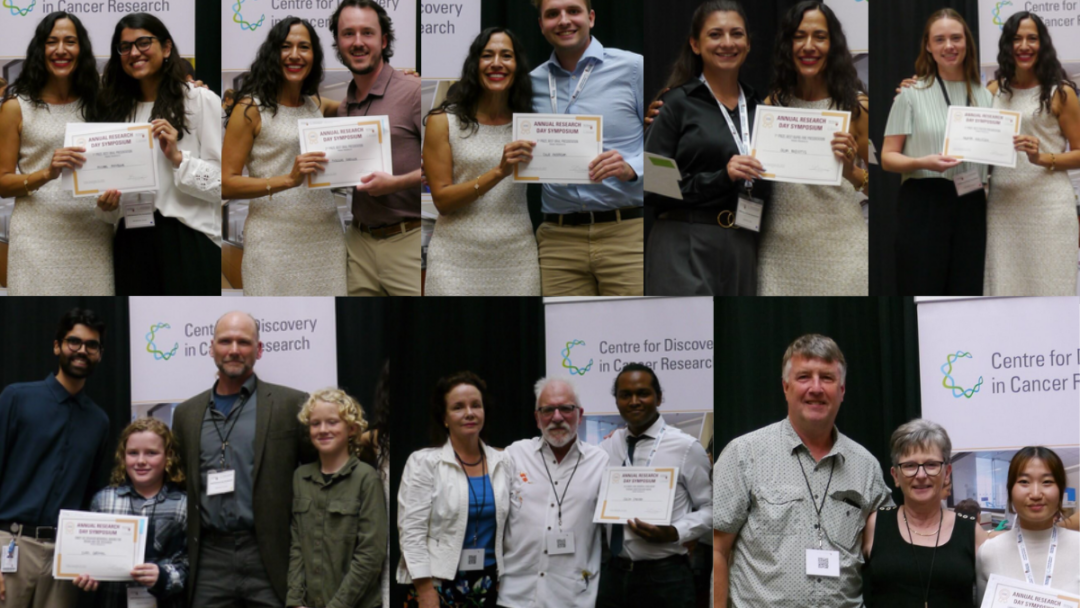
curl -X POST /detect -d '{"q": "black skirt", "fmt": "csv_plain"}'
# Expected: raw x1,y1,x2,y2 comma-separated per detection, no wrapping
114,211,220,295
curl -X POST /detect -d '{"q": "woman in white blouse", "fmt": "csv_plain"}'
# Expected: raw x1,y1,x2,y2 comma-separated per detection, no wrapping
95,12,221,295
397,371,510,608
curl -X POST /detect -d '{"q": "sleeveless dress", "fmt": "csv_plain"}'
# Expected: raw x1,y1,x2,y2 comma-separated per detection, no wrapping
757,97,868,296
984,86,1078,295
425,114,540,296
241,97,346,296
8,97,113,295
864,506,977,607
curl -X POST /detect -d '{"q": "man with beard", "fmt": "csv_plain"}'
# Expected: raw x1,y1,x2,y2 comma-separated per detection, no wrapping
330,0,422,296
172,311,314,608
500,377,608,608
0,308,110,607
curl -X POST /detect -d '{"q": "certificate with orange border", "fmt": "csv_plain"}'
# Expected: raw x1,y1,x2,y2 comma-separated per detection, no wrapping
513,113,603,184
64,123,158,197
750,106,849,186
980,574,1079,608
592,466,678,526
942,107,1021,168
297,116,393,190
51,510,148,581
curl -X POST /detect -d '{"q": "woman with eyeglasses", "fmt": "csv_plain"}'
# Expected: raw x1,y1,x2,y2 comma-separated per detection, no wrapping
0,12,114,295
91,13,221,295
862,419,989,607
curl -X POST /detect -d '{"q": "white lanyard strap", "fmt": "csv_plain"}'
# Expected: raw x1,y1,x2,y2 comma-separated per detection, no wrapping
623,424,667,467
699,74,749,156
1016,524,1059,586
550,60,596,114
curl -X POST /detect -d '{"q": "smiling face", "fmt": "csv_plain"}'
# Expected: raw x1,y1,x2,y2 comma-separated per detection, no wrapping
120,28,170,81
124,430,166,492
783,355,845,433
927,17,966,73
211,313,262,381
690,10,749,75
54,323,102,379
444,383,485,442
1012,18,1040,72
44,18,80,81
891,446,950,506
792,9,830,80
281,22,315,84
615,371,660,433
1011,458,1062,530
539,0,594,56
335,6,385,75
535,381,582,448
308,400,357,457
479,32,517,94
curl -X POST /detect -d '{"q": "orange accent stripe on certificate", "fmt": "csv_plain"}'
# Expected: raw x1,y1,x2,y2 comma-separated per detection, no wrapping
576,116,602,142
822,111,849,132
355,120,383,144
127,124,153,148
999,110,1022,133
657,468,676,489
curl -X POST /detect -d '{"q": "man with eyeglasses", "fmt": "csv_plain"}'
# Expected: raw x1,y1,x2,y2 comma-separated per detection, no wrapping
500,377,608,608
0,308,110,608
712,334,893,608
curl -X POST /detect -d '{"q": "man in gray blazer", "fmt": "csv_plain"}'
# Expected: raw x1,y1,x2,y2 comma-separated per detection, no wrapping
172,311,315,607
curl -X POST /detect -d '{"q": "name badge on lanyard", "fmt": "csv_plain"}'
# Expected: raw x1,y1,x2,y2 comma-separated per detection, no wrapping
1017,524,1059,587
127,586,157,608
550,60,596,114
459,548,485,571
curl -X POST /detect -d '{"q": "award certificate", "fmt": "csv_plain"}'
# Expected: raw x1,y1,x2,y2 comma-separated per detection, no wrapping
592,467,678,526
297,116,393,190
65,123,159,198
749,106,850,186
942,107,1021,168
512,113,603,184
52,510,148,581
980,574,1079,608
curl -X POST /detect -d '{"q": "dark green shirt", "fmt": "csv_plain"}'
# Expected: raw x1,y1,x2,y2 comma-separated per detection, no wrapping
287,456,387,608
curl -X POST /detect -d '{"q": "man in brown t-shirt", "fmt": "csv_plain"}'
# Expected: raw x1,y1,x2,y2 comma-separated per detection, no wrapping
331,0,422,296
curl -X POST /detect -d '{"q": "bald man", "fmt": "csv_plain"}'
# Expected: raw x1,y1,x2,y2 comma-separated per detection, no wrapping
172,311,315,608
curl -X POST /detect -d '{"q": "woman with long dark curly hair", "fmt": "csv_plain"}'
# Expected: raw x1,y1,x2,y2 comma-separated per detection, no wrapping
0,11,115,295
421,27,540,295
94,13,222,295
756,0,869,296
983,12,1080,295
221,16,347,296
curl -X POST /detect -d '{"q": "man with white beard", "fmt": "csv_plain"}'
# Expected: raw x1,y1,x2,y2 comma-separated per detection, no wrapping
499,377,609,608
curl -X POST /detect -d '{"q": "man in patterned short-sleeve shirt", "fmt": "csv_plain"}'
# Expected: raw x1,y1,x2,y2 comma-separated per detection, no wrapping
712,334,893,608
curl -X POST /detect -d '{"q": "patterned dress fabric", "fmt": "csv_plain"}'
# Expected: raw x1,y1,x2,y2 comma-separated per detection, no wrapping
757,97,868,296
984,86,1078,295
241,97,346,296
425,114,540,296
8,97,113,295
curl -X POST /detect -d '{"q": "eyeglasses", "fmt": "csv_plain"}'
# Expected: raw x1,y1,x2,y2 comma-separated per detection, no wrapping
118,36,158,56
63,336,102,355
536,405,579,417
897,460,945,477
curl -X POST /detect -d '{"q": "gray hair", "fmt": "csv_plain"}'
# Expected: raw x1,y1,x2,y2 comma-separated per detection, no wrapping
781,334,847,383
533,376,581,410
889,418,952,466
214,311,260,341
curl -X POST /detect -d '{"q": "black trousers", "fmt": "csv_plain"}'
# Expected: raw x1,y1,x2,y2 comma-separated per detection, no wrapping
596,555,696,608
192,531,282,608
114,211,220,295
645,218,758,296
895,177,987,295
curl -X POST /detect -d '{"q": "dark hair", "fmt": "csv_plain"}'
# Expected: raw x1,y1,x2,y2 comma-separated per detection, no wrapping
995,12,1078,114
360,360,390,473
424,27,534,134
659,0,749,98
954,498,981,518
532,0,592,10
98,14,190,140
771,1,865,118
430,371,490,447
1,12,99,120
915,9,981,104
1007,446,1068,519
611,363,663,398
55,308,106,346
226,17,324,125
330,0,395,62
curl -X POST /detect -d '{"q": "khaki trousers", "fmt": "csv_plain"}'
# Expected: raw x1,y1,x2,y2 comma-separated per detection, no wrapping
537,216,644,296
345,224,421,297
0,531,78,608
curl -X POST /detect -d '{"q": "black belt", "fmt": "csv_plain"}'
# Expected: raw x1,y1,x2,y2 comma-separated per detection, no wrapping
657,207,738,227
543,206,644,226
610,553,690,572
0,521,56,541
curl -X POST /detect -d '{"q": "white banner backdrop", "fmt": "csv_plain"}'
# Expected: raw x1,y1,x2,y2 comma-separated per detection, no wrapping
0,1,195,59
825,0,869,54
544,297,714,415
979,0,1080,64
917,297,1080,451
419,0,481,79
221,0,416,71
129,296,338,405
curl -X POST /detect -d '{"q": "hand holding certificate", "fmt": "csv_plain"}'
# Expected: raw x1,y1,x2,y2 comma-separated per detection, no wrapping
593,467,678,526
980,574,1079,608
942,107,1021,168
52,510,148,582
513,113,603,184
297,116,393,190
64,123,159,198
750,106,850,186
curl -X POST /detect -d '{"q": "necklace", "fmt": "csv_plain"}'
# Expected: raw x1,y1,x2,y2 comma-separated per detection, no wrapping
454,450,483,467
902,505,943,608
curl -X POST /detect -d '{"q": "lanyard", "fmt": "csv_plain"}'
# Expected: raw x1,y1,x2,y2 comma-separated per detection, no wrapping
549,60,596,114
209,390,252,470
623,424,667,467
540,446,582,529
795,450,836,549
699,74,750,156
1016,524,1059,586
457,450,488,548
938,79,972,108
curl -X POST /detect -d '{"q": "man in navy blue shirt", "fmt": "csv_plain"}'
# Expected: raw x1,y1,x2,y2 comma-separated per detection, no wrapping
0,308,110,607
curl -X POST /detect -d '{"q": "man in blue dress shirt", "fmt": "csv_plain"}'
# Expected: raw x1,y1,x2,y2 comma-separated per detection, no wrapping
530,0,644,295
0,309,110,608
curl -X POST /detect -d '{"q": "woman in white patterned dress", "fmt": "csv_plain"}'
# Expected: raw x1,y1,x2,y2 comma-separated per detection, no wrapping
0,12,114,295
984,11,1080,295
222,17,347,296
757,1,870,296
422,27,540,296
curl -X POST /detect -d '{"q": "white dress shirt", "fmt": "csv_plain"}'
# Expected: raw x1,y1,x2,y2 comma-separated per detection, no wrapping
498,437,608,608
599,414,712,561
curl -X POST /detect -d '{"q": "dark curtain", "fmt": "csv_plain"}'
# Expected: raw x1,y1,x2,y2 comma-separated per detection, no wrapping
715,296,922,505
335,298,391,421
389,296,547,606
194,0,222,96
869,0,981,294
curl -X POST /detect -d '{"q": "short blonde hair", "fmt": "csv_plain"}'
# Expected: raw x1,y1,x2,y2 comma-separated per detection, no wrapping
298,388,368,457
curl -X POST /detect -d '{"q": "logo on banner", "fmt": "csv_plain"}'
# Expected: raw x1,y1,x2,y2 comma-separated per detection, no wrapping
992,1,1013,29
232,0,265,31
560,339,593,376
145,323,180,361
3,0,35,16
941,350,984,398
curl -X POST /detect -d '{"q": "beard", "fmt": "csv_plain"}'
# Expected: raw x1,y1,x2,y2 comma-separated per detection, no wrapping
337,45,383,76
58,350,96,379
542,423,577,448
215,357,252,379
